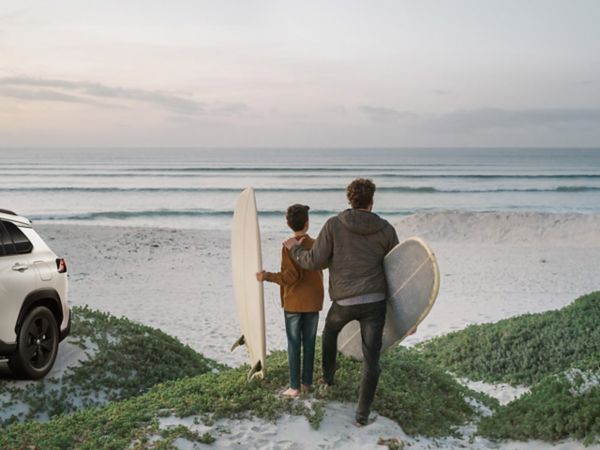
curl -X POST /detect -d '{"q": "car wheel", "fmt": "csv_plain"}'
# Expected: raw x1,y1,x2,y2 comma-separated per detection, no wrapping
9,306,59,379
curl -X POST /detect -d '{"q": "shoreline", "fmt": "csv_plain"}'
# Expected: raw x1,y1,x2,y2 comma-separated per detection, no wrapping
35,211,600,367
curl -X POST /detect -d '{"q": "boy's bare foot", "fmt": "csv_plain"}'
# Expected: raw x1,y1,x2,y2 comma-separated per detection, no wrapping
281,387,300,398
301,384,312,393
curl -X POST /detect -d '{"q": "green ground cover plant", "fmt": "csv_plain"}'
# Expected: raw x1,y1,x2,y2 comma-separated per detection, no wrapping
0,306,222,425
0,341,486,449
4,293,599,448
419,291,600,444
420,291,600,385
478,364,600,444
316,346,491,437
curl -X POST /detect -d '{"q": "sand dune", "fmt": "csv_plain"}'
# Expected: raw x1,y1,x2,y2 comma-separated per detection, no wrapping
395,211,600,244
15,211,599,449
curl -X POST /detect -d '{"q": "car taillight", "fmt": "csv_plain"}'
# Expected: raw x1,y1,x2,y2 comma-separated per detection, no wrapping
56,258,67,273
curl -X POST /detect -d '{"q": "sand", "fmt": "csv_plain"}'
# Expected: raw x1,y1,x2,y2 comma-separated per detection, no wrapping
34,212,600,366
14,212,600,449
156,401,598,450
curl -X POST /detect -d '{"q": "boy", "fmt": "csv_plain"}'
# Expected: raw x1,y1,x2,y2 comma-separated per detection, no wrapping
256,204,324,398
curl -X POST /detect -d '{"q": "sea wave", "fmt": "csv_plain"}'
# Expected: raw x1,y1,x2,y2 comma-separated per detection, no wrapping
5,186,600,194
31,210,600,244
0,163,482,172
2,166,600,180
29,208,356,221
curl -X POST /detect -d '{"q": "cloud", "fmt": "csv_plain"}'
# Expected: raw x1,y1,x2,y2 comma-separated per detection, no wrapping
359,105,417,124
210,102,250,116
573,80,595,86
360,105,600,133
0,76,205,114
430,107,600,131
0,86,102,104
0,8,28,22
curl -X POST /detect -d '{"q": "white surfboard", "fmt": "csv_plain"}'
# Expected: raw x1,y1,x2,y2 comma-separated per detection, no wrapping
337,237,440,361
230,187,266,379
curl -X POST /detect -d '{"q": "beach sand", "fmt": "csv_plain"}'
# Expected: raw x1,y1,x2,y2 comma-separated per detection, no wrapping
26,212,600,449
35,212,600,366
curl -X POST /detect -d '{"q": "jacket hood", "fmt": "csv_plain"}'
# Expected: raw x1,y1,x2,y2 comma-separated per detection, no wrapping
337,209,388,236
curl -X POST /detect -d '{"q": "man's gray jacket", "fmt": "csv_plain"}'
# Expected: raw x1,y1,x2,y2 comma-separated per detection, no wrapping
290,209,399,301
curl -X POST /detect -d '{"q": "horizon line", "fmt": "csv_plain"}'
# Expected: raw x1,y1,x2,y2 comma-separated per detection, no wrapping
1,146,600,151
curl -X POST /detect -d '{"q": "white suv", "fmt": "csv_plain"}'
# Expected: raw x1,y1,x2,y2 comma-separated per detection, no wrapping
0,209,70,379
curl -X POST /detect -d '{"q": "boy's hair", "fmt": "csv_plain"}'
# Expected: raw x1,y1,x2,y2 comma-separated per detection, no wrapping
346,178,376,209
286,204,310,232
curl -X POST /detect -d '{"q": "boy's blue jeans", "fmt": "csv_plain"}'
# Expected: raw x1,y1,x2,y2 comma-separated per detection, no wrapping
284,311,319,389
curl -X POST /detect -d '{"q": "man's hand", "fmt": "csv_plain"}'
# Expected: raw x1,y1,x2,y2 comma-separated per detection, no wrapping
283,237,300,250
256,271,267,282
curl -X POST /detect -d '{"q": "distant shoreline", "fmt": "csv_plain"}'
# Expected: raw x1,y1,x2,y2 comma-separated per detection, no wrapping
3,147,600,231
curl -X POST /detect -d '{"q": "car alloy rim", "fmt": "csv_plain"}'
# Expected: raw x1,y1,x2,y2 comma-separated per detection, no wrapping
26,316,55,369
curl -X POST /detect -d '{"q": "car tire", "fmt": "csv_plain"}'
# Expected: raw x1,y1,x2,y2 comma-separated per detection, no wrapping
9,306,59,379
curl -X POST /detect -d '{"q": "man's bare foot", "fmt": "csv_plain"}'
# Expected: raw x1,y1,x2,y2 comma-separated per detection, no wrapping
301,384,312,393
281,387,300,398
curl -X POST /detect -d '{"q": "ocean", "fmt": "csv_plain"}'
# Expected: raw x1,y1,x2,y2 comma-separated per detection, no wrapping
1,148,599,232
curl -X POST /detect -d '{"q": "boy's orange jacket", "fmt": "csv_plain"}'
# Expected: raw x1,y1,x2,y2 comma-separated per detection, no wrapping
264,235,324,313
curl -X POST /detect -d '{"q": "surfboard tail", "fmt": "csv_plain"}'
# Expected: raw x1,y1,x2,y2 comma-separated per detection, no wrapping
248,360,264,380
230,335,246,352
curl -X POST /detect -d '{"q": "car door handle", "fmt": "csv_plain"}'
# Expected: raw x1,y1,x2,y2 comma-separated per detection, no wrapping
12,263,29,272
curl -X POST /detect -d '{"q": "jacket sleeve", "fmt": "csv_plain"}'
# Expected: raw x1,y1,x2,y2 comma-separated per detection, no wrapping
264,246,301,286
289,221,333,270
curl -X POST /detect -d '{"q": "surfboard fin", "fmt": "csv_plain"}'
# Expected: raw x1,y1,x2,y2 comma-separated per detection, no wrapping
248,360,264,380
230,335,246,352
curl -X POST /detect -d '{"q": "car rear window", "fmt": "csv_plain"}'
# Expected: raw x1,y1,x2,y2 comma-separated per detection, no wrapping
0,221,10,256
0,221,33,255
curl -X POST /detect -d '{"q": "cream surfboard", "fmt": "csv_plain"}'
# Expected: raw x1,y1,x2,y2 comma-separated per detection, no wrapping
337,237,440,361
230,187,266,379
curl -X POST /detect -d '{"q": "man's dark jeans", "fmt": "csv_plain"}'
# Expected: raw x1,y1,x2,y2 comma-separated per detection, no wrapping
322,300,386,422
284,311,319,390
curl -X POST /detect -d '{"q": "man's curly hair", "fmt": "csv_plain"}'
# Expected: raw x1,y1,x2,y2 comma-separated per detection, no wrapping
346,178,376,209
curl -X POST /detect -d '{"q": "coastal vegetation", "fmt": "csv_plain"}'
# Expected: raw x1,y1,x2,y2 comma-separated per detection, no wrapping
420,291,600,385
420,291,600,443
0,306,221,426
0,307,485,449
0,343,484,449
1,292,599,448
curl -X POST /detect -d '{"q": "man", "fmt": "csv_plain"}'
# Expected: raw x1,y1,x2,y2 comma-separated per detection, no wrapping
283,178,399,426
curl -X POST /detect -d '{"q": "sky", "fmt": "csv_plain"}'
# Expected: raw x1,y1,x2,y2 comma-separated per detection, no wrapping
0,0,599,148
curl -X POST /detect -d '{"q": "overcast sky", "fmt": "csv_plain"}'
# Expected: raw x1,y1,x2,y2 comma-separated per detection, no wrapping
1,0,599,148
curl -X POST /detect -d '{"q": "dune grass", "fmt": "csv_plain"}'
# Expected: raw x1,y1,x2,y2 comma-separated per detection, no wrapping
4,293,600,448
419,291,600,444
420,291,600,386
0,337,486,449
267,344,491,437
0,306,222,426
477,364,600,444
